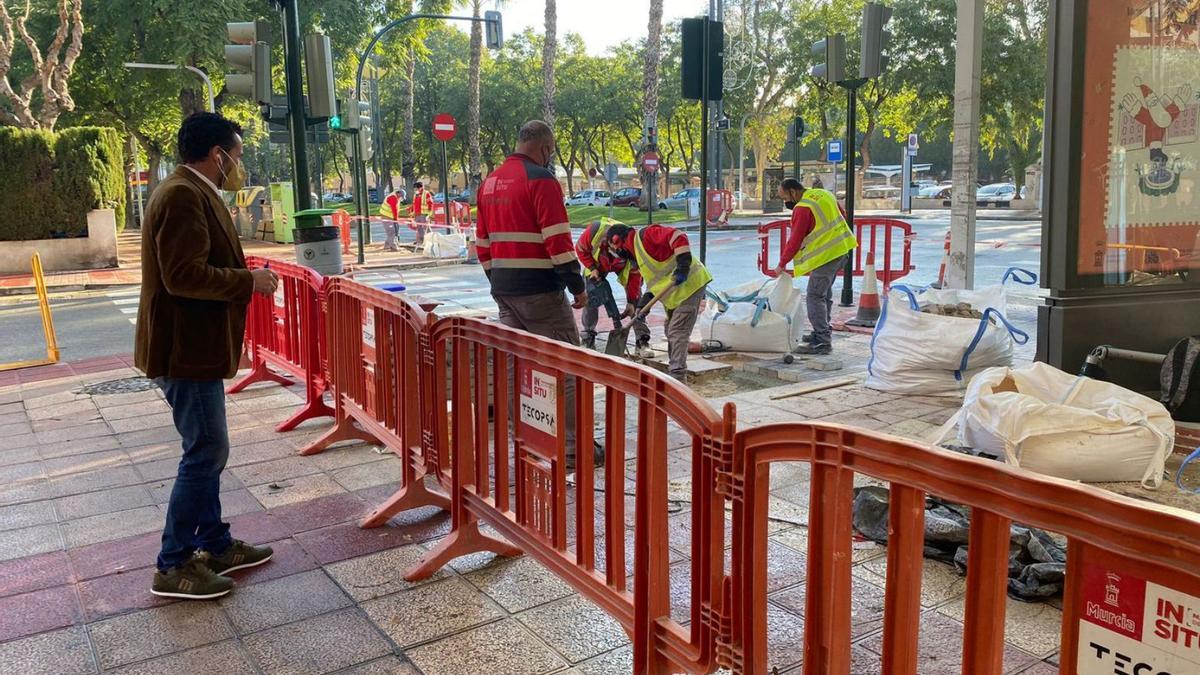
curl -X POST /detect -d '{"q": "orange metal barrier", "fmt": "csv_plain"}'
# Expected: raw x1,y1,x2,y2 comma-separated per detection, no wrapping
758,217,915,288
227,257,334,431
0,252,60,372
707,189,733,225
298,278,451,526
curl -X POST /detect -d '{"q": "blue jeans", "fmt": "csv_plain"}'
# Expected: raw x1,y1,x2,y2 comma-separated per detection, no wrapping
155,378,233,570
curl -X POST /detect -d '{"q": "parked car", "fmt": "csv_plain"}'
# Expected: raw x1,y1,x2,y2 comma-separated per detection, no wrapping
432,192,456,204
453,186,475,203
918,183,953,198
659,187,701,210
976,183,1017,206
565,189,611,207
610,187,642,207
863,186,902,199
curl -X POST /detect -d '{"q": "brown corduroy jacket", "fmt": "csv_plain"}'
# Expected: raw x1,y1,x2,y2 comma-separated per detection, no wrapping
134,166,253,380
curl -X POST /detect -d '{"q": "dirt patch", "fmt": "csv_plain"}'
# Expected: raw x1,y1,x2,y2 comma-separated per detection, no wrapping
690,370,786,398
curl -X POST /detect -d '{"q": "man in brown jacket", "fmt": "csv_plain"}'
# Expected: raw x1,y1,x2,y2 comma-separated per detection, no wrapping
135,113,278,599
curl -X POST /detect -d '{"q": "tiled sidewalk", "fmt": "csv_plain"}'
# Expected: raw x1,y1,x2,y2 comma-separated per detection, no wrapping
1,350,1170,674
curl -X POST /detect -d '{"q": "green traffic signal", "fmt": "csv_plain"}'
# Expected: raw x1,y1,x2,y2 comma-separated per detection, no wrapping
330,115,341,129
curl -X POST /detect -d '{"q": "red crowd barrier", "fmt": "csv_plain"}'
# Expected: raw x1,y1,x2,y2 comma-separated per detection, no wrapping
431,201,472,230
758,217,915,288
262,262,1200,674
227,257,334,431
707,189,732,225
332,209,352,254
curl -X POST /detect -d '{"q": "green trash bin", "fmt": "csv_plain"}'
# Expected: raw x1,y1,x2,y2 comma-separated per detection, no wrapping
292,208,343,276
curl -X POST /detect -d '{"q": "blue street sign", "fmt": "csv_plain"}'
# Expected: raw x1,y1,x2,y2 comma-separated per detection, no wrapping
827,139,844,163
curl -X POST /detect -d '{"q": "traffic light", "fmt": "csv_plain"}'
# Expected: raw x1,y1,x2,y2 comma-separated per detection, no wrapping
484,10,504,50
860,2,893,79
225,20,271,104
304,33,336,120
357,100,373,161
811,34,846,83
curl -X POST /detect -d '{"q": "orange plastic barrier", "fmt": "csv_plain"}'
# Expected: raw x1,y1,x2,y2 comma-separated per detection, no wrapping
298,278,450,526
332,209,352,254
758,217,915,288
707,189,732,225
227,257,334,431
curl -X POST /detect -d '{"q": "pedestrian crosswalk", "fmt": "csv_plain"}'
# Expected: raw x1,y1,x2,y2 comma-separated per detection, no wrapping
348,269,499,318
105,287,141,325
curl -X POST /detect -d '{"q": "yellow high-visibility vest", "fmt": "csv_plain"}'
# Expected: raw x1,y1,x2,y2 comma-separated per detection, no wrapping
588,218,630,284
633,230,712,310
791,188,857,277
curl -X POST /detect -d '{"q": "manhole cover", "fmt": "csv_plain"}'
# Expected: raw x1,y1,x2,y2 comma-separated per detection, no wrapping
79,377,159,396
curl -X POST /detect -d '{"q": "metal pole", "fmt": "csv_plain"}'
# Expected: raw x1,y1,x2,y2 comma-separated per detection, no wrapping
839,81,861,307
353,131,366,265
737,113,749,210
130,136,145,227
699,15,709,264
314,139,325,208
280,0,312,212
712,0,722,194
440,140,450,231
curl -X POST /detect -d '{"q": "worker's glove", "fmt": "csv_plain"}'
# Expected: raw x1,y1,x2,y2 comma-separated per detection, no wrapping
637,293,653,309
621,304,637,319
672,269,688,285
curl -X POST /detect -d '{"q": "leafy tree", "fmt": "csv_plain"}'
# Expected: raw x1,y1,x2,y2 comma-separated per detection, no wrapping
0,0,84,129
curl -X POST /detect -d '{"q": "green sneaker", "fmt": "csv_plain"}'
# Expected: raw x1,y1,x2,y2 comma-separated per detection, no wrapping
151,558,234,600
202,539,274,575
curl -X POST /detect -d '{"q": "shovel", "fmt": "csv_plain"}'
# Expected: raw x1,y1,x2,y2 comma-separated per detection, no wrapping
605,320,630,356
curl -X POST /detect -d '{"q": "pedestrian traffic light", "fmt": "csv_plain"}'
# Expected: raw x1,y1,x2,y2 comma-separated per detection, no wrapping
811,34,846,84
860,2,893,79
358,100,373,161
225,20,271,105
304,33,336,120
484,10,504,50
329,115,341,130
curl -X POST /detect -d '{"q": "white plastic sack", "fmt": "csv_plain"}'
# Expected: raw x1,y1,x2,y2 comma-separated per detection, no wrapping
935,362,1174,488
865,269,1035,396
423,231,467,259
698,277,806,353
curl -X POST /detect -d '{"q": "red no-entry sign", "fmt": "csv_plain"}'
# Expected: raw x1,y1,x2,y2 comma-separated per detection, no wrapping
643,150,659,173
432,113,457,141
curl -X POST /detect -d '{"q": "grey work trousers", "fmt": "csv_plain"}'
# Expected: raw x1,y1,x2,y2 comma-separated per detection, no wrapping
581,306,649,345
495,291,581,458
664,285,706,379
805,254,848,347
383,221,399,251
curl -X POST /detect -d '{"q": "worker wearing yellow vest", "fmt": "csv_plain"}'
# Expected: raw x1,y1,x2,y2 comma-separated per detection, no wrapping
772,177,857,355
575,218,650,354
606,223,713,380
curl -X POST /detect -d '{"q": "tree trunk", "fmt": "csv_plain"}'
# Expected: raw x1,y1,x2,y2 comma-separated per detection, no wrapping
639,0,664,210
541,0,557,129
467,1,483,196
402,47,416,189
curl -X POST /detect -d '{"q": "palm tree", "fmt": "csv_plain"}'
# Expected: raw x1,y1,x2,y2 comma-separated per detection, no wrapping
541,0,556,129
641,0,665,209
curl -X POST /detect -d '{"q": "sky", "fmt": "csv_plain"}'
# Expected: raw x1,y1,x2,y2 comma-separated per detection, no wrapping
459,0,712,55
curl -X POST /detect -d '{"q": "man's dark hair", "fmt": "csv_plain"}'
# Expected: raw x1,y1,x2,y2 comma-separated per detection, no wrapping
177,112,243,164
415,181,423,188
780,177,804,193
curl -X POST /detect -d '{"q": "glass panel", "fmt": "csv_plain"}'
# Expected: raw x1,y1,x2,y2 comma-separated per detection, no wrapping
1077,1,1200,286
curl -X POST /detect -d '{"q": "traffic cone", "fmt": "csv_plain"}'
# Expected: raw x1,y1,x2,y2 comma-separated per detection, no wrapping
932,230,951,289
847,251,881,328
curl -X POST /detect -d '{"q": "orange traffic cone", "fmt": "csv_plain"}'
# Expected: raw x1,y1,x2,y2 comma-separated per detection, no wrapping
932,229,951,289
847,251,881,328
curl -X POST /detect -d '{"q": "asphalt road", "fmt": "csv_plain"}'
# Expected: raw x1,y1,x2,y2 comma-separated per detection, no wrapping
0,213,1043,366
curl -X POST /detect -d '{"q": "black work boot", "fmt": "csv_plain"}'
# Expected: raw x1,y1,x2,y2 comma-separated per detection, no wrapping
582,332,597,350
794,343,832,355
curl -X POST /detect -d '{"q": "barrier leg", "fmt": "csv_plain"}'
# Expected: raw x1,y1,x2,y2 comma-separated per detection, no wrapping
405,521,522,581
960,510,1011,671
226,356,293,394
880,485,925,674
360,470,451,527
298,412,380,456
275,383,336,432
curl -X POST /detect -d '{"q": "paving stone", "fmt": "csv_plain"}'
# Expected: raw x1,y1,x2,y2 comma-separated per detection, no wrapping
306,443,390,472
0,443,40,467
225,510,291,546
575,645,633,675
771,576,888,640
107,411,175,434
0,458,45,485
249,472,346,509
37,434,121,459
106,640,257,675
764,601,807,671
69,531,160,580
517,595,628,663
24,390,89,410
232,537,320,586
226,439,298,467
0,498,56,532
0,474,49,506
331,457,402,492
121,442,176,464
0,625,97,675
362,576,505,648
51,465,143,498
62,505,164,548
293,508,447,564
147,470,245,503
0,549,73,597
0,522,62,561
771,527,886,566
131,457,183,482
230,456,322,487
463,555,576,613
0,583,83,642
937,594,1063,658
859,556,967,608
325,543,449,601
858,610,1040,674
34,421,111,445
89,602,234,670
220,568,352,634
242,608,392,675
116,426,180,449
99,400,171,422
55,485,154,520
0,420,32,436
269,491,367,535
77,566,172,621
217,488,264,518
405,618,567,675
338,655,422,674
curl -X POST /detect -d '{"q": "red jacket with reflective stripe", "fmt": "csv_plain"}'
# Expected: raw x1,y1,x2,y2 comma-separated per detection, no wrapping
476,154,583,296
576,223,641,303
637,224,692,262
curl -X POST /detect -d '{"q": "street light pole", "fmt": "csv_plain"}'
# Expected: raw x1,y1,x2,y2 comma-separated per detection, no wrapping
124,62,215,112
737,112,750,211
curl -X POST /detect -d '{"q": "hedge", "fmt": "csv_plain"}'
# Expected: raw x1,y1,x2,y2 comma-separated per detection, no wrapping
0,126,127,241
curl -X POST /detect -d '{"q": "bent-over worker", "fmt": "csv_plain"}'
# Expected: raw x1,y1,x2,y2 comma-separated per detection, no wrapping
575,218,650,355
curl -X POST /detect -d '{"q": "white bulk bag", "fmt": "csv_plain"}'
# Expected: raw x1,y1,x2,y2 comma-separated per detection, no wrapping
865,268,1036,396
698,277,805,353
423,231,467,259
934,362,1174,489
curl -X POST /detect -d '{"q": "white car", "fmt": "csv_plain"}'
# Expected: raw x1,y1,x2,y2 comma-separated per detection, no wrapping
565,189,611,207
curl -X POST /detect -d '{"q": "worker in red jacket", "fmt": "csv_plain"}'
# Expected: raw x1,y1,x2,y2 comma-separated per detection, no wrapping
605,223,712,380
575,218,651,355
476,120,600,469
411,181,434,246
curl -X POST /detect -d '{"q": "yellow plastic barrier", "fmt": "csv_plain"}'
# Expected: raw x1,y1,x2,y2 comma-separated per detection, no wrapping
0,252,60,371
